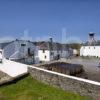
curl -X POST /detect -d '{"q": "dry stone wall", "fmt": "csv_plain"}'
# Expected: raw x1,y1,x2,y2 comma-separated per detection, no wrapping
29,66,100,100
0,71,12,85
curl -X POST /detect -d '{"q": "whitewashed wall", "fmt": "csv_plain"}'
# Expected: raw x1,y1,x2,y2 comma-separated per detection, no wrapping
38,50,72,61
73,49,78,55
80,46,100,57
38,50,50,61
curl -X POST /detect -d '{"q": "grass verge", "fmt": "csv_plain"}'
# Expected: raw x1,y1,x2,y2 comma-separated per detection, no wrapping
0,75,91,100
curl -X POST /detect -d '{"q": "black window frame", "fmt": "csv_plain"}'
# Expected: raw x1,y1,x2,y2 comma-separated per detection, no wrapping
43,49,45,53
44,55,47,59
21,43,26,46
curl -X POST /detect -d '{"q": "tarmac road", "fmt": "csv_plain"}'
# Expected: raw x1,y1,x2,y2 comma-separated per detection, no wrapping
61,57,100,82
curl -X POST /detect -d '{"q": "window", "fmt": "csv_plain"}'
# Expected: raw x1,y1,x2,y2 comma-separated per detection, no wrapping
28,48,31,55
43,49,45,53
0,51,2,54
45,55,47,59
21,44,26,46
89,47,90,49
51,52,54,55
94,47,95,49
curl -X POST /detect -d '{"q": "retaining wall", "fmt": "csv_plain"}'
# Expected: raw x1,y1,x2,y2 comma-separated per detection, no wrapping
29,66,100,100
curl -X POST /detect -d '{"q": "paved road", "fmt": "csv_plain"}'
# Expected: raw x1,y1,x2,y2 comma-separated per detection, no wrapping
61,58,100,82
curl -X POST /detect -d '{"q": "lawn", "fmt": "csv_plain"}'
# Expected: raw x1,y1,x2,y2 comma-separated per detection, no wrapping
0,75,91,100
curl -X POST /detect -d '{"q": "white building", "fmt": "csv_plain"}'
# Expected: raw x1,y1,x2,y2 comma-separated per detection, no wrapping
37,41,73,62
80,46,100,57
37,42,59,61
73,49,78,56
80,33,100,58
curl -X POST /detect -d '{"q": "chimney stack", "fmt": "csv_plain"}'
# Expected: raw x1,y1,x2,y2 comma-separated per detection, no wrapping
49,37,53,51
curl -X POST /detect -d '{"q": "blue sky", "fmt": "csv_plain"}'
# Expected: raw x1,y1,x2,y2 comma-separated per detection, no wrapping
0,0,100,42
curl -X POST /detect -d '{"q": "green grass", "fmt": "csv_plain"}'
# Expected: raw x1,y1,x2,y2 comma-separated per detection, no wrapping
0,75,91,100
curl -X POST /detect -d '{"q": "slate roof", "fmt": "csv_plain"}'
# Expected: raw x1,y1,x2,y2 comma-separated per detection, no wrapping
0,42,12,49
34,41,70,51
3,40,37,60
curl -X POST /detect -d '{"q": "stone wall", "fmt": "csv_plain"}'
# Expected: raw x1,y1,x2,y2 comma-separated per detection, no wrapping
29,66,100,100
0,71,28,85
0,71,13,85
